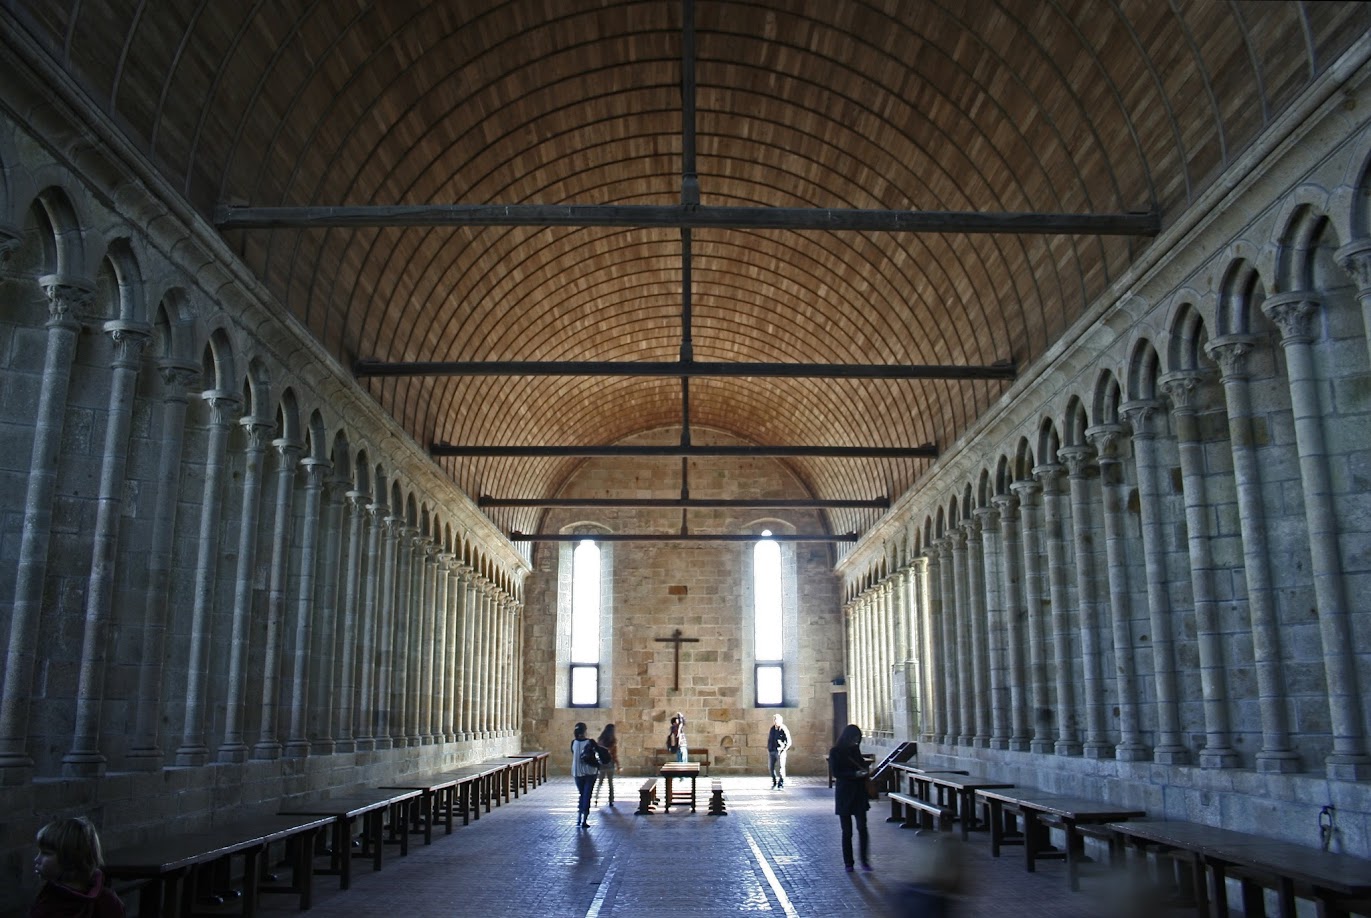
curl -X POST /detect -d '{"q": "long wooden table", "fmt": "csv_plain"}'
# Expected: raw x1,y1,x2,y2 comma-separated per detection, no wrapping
103,813,331,917
509,751,550,786
914,772,1015,840
977,787,1145,891
1109,819,1371,917
659,762,701,813
277,788,421,890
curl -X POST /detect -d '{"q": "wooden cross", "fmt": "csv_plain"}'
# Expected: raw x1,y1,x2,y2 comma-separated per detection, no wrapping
654,628,700,691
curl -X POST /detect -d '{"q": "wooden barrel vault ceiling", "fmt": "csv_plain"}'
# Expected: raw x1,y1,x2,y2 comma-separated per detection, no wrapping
7,0,1368,547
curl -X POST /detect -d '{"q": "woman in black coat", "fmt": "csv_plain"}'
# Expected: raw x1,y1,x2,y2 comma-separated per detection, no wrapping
828,723,872,871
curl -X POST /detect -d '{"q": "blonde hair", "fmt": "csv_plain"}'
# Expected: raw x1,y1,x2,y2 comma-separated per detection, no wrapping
36,817,104,883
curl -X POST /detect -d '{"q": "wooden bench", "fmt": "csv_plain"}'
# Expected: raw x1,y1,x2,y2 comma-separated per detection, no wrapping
1109,819,1371,918
888,791,953,832
103,813,331,918
708,779,727,816
277,788,421,890
636,778,659,815
976,787,1145,891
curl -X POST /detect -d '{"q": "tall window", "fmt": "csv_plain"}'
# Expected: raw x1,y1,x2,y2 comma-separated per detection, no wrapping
754,531,784,705
569,538,601,705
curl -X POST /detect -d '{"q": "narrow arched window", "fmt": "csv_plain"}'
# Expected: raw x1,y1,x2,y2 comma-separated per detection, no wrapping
569,538,601,705
754,531,784,705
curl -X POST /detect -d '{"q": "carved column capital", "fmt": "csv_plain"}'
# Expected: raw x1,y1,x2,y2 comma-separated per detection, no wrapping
0,224,20,274
203,390,243,427
1057,444,1096,478
239,419,276,451
990,492,1019,521
1008,477,1040,501
1335,238,1371,291
1261,293,1320,345
1158,370,1211,415
273,437,304,464
1120,399,1166,439
346,490,371,513
1205,334,1259,382
103,321,152,368
973,504,999,529
1084,423,1127,464
1032,462,1064,492
39,275,94,326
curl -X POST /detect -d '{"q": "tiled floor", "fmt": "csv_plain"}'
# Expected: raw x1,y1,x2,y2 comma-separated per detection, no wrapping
246,775,1186,917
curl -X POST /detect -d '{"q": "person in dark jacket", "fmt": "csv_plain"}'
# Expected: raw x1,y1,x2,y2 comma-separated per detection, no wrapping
767,714,792,788
827,723,872,872
31,817,125,917
570,722,598,827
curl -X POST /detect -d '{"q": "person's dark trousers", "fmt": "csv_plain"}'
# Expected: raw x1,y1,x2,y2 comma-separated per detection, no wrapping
769,749,787,786
575,774,595,821
839,811,870,867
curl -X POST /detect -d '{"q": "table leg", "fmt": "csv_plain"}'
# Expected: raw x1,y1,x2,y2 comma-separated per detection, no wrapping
1024,811,1041,873
989,799,1004,857
1064,823,1080,892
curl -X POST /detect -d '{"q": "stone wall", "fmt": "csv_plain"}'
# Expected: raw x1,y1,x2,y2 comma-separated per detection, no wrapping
521,428,844,777
844,45,1371,857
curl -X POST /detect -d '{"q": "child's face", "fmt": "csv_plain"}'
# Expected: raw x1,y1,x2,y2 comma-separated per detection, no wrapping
34,845,62,883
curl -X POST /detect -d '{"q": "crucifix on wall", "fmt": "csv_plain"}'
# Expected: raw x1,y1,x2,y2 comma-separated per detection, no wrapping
654,628,700,691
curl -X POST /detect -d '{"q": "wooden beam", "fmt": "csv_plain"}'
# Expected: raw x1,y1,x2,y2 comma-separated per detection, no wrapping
479,496,890,509
432,443,936,459
214,203,1160,235
357,358,1015,381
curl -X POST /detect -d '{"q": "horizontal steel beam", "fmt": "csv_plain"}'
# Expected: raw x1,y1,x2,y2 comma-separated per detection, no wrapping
215,203,1159,236
433,443,936,459
509,531,858,542
479,496,890,509
359,359,1015,381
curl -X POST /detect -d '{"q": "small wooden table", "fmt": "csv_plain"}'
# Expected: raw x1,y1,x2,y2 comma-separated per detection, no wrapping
977,788,1145,890
1109,819,1371,917
659,762,701,813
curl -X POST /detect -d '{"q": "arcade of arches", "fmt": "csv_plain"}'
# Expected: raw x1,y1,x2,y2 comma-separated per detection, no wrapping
3,2,1371,909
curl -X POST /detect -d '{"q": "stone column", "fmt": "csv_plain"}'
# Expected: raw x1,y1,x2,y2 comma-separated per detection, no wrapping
877,582,891,734
1058,445,1110,759
962,516,990,747
1034,462,1080,756
500,596,514,734
479,580,494,737
401,531,423,746
453,567,471,739
252,438,302,761
948,527,973,746
1086,424,1147,761
975,507,1006,748
907,559,927,739
891,565,916,739
433,553,452,742
353,500,386,751
283,457,328,758
310,473,346,754
334,489,369,752
0,278,89,774
1120,399,1187,762
63,322,151,775
1335,239,1371,370
1010,479,1053,754
919,551,941,744
936,539,959,745
388,527,410,746
127,360,200,768
418,541,437,744
218,418,275,763
1206,335,1299,772
378,519,404,748
1160,371,1240,768
442,562,460,742
460,570,477,740
992,493,1030,750
1261,294,1370,780
176,390,242,766
861,592,874,731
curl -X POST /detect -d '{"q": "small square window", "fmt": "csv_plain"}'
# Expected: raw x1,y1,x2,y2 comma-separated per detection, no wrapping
756,663,783,706
570,664,599,706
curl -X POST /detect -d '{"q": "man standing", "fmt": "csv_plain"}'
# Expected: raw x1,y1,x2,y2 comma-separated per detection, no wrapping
767,714,792,788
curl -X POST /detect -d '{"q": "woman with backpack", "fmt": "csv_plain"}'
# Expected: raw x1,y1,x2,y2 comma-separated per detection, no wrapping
570,722,598,827
593,724,619,806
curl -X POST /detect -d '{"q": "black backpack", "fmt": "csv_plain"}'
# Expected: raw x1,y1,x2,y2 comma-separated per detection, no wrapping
579,739,601,768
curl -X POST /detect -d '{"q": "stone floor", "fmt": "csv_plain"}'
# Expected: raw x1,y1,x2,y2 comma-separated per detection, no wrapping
243,775,1189,917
